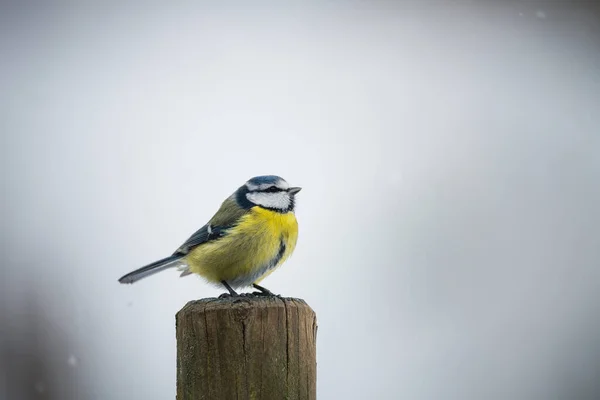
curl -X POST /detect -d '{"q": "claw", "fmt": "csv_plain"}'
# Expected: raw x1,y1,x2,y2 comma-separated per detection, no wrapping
252,283,281,297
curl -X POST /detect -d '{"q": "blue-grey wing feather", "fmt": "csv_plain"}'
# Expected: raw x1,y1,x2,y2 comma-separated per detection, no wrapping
173,195,249,255
173,224,210,254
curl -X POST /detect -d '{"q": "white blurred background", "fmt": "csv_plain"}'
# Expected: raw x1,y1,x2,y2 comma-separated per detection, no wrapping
1,1,599,399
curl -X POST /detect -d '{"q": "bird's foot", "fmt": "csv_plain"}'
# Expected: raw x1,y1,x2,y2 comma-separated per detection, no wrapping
218,292,256,299
252,284,282,298
252,291,282,298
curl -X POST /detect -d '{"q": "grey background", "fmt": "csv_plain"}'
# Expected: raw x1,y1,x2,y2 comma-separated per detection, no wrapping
1,2,599,399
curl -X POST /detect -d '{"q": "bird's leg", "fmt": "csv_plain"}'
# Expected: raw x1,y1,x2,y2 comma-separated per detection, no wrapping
219,281,238,298
252,283,280,297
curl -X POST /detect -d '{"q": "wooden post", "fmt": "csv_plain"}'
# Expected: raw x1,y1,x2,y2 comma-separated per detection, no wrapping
176,296,317,400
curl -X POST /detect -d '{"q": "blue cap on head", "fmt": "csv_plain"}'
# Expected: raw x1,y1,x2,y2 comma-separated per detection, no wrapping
247,175,284,186
243,175,291,193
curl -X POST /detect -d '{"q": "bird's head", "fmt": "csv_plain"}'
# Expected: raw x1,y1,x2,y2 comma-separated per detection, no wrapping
236,175,301,212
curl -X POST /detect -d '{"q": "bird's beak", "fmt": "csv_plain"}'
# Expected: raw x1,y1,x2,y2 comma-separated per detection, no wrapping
288,187,302,195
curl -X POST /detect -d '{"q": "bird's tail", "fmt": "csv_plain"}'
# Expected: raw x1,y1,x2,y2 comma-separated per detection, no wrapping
118,255,183,284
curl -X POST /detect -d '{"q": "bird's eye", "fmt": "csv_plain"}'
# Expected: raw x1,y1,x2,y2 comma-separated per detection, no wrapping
264,186,280,193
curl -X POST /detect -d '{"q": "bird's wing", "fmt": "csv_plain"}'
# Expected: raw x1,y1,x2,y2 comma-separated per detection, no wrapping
173,195,249,255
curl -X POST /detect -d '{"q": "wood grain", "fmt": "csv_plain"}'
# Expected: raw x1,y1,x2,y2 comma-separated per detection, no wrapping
176,296,317,400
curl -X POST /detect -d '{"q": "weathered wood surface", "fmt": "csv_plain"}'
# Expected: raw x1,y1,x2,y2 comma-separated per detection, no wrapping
176,296,317,400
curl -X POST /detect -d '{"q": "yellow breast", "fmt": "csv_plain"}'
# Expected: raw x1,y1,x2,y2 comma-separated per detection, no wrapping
185,207,298,288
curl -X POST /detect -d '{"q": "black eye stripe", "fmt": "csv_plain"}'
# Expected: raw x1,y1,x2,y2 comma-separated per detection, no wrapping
264,186,281,193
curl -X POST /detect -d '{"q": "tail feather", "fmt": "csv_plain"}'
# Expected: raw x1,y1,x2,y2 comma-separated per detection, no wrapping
118,255,183,284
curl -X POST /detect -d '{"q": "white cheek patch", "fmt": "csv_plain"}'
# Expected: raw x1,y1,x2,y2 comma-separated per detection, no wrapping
246,192,291,210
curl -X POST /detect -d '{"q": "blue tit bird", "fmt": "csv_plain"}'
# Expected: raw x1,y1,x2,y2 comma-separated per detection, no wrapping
118,175,301,296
